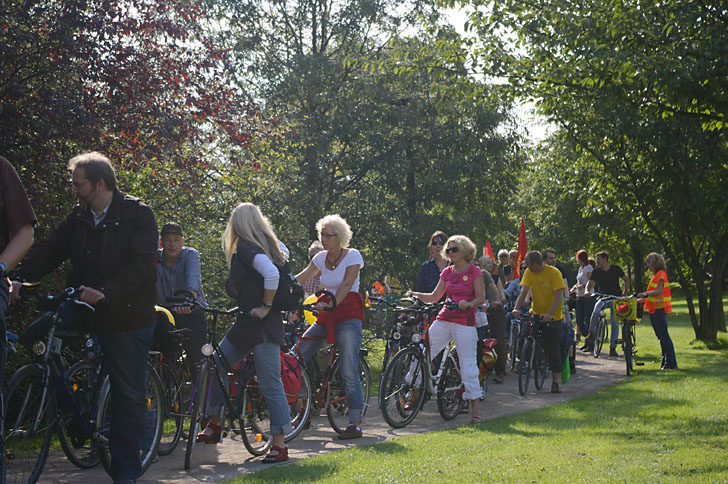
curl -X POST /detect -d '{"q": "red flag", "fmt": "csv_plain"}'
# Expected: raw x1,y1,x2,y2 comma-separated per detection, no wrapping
515,218,528,278
483,240,494,259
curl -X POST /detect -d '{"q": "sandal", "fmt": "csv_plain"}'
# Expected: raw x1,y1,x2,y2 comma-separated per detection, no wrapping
261,445,289,464
196,422,223,444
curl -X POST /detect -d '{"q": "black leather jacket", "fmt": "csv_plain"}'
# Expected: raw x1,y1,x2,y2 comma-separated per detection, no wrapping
18,189,158,331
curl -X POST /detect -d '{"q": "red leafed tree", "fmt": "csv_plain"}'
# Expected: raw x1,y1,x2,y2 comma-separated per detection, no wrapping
1,0,260,224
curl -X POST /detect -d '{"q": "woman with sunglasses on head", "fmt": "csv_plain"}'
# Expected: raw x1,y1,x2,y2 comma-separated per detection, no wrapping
406,235,486,423
296,214,366,439
415,231,449,292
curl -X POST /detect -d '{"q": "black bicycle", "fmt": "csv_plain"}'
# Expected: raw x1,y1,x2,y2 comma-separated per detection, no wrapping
516,313,550,396
3,287,164,484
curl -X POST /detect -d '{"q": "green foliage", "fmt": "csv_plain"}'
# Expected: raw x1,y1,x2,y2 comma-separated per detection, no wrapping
462,0,728,340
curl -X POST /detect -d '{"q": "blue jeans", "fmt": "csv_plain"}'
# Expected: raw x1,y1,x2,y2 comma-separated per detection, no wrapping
299,319,364,423
209,334,292,436
575,297,596,337
589,298,619,350
650,309,677,369
97,323,155,482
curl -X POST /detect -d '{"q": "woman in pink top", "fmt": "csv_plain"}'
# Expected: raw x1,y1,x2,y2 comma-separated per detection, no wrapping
406,235,486,422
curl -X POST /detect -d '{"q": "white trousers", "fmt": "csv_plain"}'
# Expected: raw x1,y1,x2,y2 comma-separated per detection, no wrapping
428,320,480,401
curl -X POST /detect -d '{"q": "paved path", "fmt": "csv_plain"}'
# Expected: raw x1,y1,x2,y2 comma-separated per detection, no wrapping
39,353,626,484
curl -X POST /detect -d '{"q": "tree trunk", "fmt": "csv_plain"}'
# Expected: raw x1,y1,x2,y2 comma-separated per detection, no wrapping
631,235,643,295
708,245,727,334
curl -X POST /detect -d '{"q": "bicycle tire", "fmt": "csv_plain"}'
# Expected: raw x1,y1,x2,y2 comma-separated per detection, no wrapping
518,338,534,396
326,354,371,433
4,364,56,484
379,346,426,429
58,361,102,469
509,322,519,372
594,314,607,357
378,339,399,408
437,348,466,420
533,345,548,390
96,363,164,479
157,362,184,456
184,360,209,470
623,323,633,376
285,367,312,442
239,371,273,456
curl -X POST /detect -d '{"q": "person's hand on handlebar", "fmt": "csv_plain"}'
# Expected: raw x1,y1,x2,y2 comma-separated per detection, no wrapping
79,285,105,305
511,308,521,318
542,313,553,323
315,300,334,311
174,305,193,315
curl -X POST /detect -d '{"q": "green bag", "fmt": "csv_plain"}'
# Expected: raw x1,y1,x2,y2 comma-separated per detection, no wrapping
561,356,571,384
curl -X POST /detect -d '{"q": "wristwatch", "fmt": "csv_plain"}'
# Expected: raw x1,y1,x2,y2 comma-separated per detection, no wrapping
0,261,7,278
263,302,273,309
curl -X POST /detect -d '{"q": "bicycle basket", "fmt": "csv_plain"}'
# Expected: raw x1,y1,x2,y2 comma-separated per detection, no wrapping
614,299,637,321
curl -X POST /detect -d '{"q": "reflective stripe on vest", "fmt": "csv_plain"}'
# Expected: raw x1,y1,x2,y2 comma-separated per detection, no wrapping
645,271,672,314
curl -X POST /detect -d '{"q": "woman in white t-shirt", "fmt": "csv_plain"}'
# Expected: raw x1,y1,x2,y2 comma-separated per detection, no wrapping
570,249,595,345
296,215,366,440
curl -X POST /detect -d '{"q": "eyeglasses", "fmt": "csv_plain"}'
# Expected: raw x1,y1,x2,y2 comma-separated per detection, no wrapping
320,232,338,238
445,247,459,254
431,242,444,247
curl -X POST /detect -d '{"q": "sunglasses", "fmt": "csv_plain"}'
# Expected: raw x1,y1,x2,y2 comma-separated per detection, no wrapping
431,241,444,247
445,247,459,254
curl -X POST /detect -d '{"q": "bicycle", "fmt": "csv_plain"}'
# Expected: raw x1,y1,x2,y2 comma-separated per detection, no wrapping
516,313,551,396
507,314,524,372
3,287,164,484
291,290,371,434
593,294,643,375
183,302,312,469
367,296,441,407
590,294,612,357
378,297,467,429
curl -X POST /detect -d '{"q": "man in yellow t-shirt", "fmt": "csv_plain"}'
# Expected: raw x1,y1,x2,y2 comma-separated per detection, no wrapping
512,251,566,393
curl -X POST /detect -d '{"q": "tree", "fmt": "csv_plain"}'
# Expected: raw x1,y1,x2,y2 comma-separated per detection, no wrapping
463,0,728,340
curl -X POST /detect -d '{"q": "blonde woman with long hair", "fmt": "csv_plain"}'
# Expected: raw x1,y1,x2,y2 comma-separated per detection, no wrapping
197,203,292,463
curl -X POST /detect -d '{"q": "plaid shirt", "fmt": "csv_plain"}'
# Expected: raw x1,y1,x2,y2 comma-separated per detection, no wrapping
303,274,321,297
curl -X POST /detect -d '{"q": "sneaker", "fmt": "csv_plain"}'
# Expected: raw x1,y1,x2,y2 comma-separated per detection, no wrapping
338,424,362,440
551,382,561,393
581,344,594,353
609,349,619,357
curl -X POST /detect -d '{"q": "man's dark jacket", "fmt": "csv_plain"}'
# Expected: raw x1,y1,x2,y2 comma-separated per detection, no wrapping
18,189,158,331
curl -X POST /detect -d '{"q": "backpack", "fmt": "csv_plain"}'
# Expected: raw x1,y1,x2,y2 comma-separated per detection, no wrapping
272,259,305,311
280,351,302,403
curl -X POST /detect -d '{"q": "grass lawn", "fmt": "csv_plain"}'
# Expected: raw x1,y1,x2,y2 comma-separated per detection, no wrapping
229,293,728,484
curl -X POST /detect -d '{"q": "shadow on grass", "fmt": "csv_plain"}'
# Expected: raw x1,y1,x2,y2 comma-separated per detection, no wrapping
360,440,407,454
236,462,339,483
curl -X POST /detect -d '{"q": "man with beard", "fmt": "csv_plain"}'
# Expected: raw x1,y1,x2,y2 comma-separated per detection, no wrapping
12,152,157,484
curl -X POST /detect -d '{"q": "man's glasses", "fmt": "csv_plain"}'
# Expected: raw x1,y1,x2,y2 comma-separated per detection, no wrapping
445,247,459,254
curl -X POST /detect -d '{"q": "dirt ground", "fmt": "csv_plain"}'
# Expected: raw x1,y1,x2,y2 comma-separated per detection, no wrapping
38,352,627,484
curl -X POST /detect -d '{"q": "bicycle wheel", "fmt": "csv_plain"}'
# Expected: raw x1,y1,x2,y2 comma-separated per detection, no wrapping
285,368,311,442
58,361,101,469
379,346,426,429
184,360,209,470
437,348,466,420
157,362,184,456
623,323,633,376
594,314,607,357
533,345,548,390
377,338,399,408
239,372,273,456
518,339,534,396
509,323,519,371
326,354,371,433
96,363,164,479
4,364,56,484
